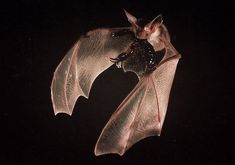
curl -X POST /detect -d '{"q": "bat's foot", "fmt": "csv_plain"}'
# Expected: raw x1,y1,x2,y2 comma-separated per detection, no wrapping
110,53,129,68
110,58,122,68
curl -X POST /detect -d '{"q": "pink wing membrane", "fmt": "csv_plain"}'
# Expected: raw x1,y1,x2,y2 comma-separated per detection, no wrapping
95,38,180,156
51,28,134,115
95,77,160,156
51,42,81,115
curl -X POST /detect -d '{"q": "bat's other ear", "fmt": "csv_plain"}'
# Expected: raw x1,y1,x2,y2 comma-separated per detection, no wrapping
124,9,137,24
123,9,139,31
145,14,163,31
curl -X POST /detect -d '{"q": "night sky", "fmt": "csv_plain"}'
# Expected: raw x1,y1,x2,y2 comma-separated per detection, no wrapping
2,0,234,164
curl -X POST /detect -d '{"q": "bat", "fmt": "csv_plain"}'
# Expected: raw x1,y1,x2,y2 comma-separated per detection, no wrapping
51,10,181,156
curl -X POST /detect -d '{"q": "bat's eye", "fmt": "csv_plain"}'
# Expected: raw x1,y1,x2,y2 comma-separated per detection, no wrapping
135,28,149,39
144,27,151,33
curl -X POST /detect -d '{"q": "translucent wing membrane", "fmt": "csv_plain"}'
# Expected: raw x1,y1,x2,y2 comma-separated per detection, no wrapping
51,28,134,115
95,26,181,155
95,53,180,156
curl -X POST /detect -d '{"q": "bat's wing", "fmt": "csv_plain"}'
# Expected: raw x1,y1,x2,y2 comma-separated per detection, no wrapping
95,39,181,156
51,28,134,115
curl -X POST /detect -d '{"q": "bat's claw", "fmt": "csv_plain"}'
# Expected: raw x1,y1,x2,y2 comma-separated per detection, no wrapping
110,57,120,63
110,52,129,68
110,58,122,68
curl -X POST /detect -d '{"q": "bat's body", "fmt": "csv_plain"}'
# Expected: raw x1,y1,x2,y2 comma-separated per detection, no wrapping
111,37,160,77
51,10,181,156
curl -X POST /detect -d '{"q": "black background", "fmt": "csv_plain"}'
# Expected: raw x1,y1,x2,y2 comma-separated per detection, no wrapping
2,0,234,164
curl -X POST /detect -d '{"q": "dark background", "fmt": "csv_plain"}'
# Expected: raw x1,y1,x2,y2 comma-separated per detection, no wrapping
2,0,234,164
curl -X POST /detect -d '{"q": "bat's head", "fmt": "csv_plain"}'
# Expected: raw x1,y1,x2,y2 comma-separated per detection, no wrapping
124,10,170,50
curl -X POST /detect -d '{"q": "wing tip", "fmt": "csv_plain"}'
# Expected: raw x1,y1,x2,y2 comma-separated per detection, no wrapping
94,147,124,156
94,141,125,156
54,110,72,116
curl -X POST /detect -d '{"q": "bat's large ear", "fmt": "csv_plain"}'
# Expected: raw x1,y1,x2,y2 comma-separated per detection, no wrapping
145,14,163,32
124,9,139,31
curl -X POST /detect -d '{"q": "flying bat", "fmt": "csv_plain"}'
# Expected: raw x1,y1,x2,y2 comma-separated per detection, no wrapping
51,10,181,156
